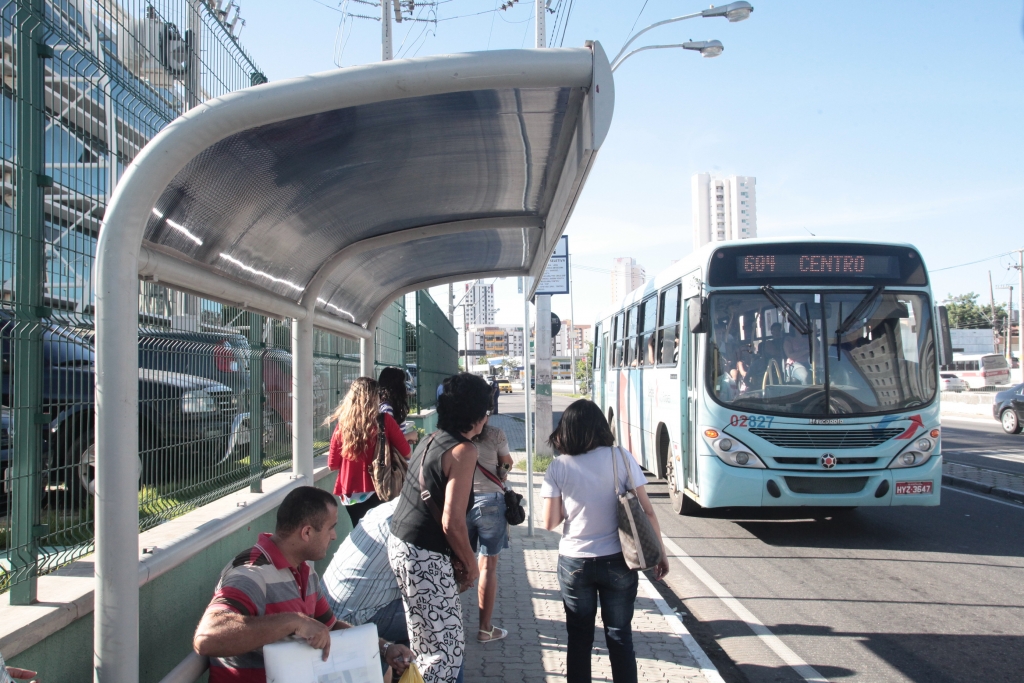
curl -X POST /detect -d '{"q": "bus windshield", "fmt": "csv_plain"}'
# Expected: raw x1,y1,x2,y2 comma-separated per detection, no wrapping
707,290,936,416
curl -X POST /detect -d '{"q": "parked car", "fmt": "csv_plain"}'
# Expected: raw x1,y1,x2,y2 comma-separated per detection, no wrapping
0,310,244,504
940,373,968,393
262,349,328,443
993,383,1024,434
0,407,9,504
138,329,251,395
497,378,512,393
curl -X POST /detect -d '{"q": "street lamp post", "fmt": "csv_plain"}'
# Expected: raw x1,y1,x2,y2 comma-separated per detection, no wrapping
609,1,752,72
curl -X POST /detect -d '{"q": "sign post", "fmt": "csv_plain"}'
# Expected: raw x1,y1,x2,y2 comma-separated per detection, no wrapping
534,236,569,458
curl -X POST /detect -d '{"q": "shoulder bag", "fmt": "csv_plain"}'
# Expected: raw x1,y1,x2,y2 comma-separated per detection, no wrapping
612,446,663,571
369,413,409,502
475,464,527,525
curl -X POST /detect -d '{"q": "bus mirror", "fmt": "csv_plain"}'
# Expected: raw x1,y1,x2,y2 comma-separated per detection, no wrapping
687,296,706,334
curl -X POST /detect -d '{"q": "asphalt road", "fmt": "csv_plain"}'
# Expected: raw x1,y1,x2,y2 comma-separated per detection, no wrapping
648,419,1024,683
940,415,1024,476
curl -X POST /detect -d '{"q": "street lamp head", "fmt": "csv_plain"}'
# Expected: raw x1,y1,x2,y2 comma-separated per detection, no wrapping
702,1,753,22
683,40,724,58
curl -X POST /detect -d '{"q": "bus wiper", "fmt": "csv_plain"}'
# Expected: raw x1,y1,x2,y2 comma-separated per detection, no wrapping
760,286,809,336
836,286,884,336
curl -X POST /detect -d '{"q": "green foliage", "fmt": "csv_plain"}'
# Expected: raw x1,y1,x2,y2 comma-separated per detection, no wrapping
514,454,554,473
574,342,593,396
945,292,1007,330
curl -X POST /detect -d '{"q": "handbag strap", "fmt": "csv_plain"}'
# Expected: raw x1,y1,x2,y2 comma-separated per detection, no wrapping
418,433,445,527
612,446,636,495
476,462,507,490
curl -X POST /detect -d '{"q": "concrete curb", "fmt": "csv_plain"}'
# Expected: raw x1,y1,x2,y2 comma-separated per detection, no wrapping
991,487,1024,504
941,474,993,495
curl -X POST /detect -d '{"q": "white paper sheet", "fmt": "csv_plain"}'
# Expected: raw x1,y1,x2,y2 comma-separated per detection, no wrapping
264,622,381,683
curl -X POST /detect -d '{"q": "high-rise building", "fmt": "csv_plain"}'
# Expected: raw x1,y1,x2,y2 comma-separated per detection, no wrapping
692,173,757,250
552,320,592,356
467,324,525,357
464,280,496,325
611,257,645,306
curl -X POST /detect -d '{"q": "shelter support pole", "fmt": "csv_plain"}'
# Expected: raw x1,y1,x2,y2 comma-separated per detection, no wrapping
248,313,265,493
360,336,374,377
535,295,553,456
523,280,534,536
10,0,46,606
292,316,314,482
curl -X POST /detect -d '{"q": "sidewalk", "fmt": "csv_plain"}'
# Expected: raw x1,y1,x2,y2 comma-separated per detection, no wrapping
459,472,713,683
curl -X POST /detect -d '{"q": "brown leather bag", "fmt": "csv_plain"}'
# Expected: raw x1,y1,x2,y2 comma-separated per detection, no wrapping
369,413,408,502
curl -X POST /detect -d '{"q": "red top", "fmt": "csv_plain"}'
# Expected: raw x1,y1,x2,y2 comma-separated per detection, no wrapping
328,412,411,496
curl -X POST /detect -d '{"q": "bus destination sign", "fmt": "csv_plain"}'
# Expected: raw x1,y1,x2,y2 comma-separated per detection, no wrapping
735,253,900,279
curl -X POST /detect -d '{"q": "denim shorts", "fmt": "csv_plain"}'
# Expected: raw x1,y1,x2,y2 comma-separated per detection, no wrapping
467,491,509,556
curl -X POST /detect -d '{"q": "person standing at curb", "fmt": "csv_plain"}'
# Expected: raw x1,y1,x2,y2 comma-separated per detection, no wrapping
541,399,670,683
468,423,514,642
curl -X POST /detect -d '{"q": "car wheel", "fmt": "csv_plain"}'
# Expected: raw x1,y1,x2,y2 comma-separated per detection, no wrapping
1001,409,1022,434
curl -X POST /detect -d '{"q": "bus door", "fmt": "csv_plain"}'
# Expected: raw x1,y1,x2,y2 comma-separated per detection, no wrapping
682,297,699,494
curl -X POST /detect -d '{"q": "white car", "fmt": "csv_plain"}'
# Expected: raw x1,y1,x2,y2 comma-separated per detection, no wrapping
941,373,968,393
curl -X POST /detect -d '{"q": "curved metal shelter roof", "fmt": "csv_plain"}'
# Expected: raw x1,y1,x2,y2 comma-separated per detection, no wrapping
92,44,614,682
122,44,614,335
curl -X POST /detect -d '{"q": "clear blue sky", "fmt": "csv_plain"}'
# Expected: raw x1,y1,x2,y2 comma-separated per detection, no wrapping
239,0,1024,331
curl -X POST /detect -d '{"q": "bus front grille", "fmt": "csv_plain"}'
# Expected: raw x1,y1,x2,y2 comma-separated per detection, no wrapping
749,428,903,449
784,476,868,494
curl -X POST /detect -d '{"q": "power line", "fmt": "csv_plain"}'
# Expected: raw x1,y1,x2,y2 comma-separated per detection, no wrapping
931,250,1020,273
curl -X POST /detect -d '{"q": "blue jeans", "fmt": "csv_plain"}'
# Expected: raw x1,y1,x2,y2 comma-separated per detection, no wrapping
467,492,509,556
370,597,409,645
557,553,638,683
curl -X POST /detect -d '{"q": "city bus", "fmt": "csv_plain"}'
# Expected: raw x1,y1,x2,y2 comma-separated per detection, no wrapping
941,353,1010,389
592,239,941,514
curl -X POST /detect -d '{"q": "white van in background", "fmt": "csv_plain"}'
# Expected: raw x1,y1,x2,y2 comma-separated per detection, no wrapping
941,353,1011,389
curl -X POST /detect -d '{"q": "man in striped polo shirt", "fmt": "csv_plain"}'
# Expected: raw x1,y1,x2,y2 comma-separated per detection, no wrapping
194,486,413,682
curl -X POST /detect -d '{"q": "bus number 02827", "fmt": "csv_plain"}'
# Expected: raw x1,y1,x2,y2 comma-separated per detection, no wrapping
729,414,774,428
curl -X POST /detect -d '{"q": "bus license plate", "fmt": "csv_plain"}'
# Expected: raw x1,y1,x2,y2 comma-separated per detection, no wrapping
895,481,933,495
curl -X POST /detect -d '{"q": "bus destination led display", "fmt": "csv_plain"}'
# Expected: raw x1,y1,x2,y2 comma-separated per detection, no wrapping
735,253,900,279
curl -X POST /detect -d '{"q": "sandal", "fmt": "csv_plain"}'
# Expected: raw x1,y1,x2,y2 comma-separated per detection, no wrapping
477,626,508,642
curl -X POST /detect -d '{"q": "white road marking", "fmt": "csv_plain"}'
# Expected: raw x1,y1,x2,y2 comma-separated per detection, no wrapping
661,535,830,683
636,571,727,683
944,485,1024,509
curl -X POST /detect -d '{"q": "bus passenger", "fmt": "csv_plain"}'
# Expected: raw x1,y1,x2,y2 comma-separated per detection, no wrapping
784,335,811,384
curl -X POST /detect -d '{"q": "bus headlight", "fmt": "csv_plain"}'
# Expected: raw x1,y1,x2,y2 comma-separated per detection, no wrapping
889,436,936,469
702,427,765,469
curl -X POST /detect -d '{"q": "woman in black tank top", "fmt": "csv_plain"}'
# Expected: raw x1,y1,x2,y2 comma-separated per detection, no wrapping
387,373,494,683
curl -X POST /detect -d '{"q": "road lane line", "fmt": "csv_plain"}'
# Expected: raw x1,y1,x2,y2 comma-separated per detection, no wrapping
945,485,1024,509
636,572,728,683
661,535,829,683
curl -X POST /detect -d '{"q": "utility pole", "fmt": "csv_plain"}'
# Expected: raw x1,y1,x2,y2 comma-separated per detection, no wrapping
533,0,554,458
1013,249,1024,380
569,253,577,395
381,0,393,60
522,278,533,536
449,283,455,324
989,270,997,351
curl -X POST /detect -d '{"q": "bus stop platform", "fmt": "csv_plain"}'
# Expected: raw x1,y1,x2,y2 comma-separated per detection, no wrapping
464,471,720,683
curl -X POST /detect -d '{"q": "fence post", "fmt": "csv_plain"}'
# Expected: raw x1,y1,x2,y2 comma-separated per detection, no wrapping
248,313,264,493
292,316,314,481
10,0,47,606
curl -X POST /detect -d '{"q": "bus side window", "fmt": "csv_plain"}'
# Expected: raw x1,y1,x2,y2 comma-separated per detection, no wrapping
622,305,630,368
639,295,658,366
657,283,681,365
612,314,623,367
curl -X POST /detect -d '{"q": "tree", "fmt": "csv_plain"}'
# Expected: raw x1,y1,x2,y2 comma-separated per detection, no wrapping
574,342,593,396
945,292,1007,330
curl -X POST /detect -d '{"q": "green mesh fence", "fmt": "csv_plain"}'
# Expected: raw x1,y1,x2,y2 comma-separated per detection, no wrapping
408,290,458,412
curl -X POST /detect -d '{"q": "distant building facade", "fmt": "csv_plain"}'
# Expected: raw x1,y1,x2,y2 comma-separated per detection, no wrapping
468,324,525,357
552,320,591,356
611,257,645,306
692,173,757,250
464,280,496,325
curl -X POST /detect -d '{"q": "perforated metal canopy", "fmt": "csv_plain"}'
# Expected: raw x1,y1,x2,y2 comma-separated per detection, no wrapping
126,45,614,332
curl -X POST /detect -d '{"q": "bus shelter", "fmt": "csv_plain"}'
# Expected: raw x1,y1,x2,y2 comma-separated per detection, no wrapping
93,44,613,682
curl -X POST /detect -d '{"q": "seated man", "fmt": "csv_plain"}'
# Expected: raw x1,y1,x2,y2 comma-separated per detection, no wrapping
193,486,413,683
323,499,407,644
783,334,812,385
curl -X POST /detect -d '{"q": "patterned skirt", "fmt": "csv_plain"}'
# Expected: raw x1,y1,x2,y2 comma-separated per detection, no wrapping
387,535,464,683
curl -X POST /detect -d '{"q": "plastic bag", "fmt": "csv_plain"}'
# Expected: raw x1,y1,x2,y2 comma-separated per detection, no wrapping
398,663,424,683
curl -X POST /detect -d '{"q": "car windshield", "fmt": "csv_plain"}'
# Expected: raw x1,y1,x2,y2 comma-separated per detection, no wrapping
707,290,936,416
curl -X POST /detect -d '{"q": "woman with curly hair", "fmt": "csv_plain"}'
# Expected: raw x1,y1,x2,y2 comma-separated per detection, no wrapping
327,376,412,526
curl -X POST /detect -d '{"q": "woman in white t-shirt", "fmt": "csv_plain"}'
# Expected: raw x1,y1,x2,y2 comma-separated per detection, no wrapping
541,400,669,683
